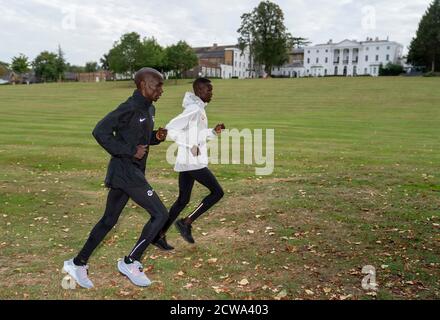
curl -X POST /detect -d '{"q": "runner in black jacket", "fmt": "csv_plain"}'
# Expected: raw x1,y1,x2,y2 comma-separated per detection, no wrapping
63,68,169,288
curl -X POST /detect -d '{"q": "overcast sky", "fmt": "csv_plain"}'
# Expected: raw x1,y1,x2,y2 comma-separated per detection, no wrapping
0,0,432,65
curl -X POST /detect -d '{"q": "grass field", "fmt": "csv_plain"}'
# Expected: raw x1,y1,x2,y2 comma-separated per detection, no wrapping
0,77,439,300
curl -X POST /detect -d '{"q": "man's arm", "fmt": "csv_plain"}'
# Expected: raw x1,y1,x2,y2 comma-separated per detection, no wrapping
166,106,200,148
198,123,225,143
92,107,136,158
149,128,167,146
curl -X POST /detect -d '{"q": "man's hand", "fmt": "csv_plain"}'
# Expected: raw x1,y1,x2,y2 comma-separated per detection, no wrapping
156,128,168,142
191,145,201,157
134,145,148,160
214,123,226,135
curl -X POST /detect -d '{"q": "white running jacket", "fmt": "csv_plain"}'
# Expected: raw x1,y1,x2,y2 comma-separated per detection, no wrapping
166,92,218,172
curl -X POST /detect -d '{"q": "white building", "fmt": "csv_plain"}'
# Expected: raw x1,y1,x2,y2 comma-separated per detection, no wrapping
226,46,256,79
303,38,403,77
273,37,403,77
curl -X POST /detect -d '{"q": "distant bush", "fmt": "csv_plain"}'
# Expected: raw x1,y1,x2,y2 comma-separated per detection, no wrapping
423,71,440,77
379,63,404,76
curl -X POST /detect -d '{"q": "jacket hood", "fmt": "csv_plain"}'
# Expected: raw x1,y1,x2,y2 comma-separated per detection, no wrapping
182,92,207,109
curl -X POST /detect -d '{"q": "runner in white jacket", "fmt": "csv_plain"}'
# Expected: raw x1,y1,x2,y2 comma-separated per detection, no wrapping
153,78,225,250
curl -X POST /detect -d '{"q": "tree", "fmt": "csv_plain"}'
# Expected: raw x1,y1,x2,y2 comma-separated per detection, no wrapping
164,41,198,81
238,1,293,76
100,54,110,71
140,37,165,70
33,51,59,82
292,37,311,48
56,45,67,81
107,32,144,77
0,61,9,77
408,0,440,72
106,32,165,77
11,54,30,74
66,64,85,73
85,61,99,73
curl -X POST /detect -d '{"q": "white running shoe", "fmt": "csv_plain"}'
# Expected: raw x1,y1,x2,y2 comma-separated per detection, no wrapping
117,259,152,287
63,259,94,289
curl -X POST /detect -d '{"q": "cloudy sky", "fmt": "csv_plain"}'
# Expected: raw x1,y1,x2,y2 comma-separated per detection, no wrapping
0,0,432,65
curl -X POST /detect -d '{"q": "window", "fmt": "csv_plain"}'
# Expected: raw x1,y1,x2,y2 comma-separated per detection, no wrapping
308,50,310,53
387,46,390,50
365,55,369,62
386,54,390,61
316,58,319,63
364,68,367,74
376,55,379,61
307,58,310,64
366,47,369,51
317,50,319,53
325,69,327,76
334,66,338,75
376,47,380,50
326,49,328,53
325,57,328,63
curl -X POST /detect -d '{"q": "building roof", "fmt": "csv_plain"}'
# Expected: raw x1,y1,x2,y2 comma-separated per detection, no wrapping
193,44,238,52
194,44,240,59
199,60,221,68
309,38,403,48
196,51,225,59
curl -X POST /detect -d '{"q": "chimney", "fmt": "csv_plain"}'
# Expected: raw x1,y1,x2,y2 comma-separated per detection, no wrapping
213,43,218,48
328,39,333,44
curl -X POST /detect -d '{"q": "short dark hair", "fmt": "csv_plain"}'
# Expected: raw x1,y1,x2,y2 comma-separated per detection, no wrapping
193,77,211,91
134,67,163,89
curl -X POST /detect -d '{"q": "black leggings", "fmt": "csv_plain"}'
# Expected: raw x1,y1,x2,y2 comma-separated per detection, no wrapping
75,183,169,265
160,168,224,236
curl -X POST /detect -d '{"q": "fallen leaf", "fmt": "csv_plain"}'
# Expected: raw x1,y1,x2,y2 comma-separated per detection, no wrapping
239,279,249,286
275,290,288,300
305,289,314,296
207,258,218,264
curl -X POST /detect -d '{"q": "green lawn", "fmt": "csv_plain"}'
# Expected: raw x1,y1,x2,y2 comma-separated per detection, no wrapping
0,77,439,300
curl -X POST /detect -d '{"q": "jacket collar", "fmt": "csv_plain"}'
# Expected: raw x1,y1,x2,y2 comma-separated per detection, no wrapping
133,90,152,109
183,92,208,110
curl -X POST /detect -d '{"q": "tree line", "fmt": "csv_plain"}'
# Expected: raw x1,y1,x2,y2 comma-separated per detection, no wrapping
2,36,198,82
1,0,437,82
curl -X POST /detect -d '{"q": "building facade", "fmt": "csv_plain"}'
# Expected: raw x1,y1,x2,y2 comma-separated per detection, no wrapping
187,44,256,79
273,38,403,77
